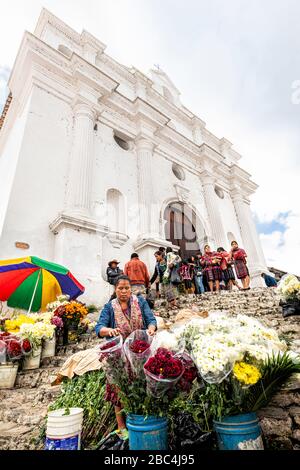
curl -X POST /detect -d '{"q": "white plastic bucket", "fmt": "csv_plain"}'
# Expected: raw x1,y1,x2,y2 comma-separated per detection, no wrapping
41,337,56,359
0,363,18,389
45,408,84,450
23,346,42,370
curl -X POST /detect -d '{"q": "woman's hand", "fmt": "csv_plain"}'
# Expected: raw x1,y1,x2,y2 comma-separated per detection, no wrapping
108,328,121,337
147,325,156,336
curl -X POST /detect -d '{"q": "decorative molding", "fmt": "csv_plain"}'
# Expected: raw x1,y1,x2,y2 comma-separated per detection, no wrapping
174,183,190,203
49,213,109,236
107,231,129,248
133,238,173,252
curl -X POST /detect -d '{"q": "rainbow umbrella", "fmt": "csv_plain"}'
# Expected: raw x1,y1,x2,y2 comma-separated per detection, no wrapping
0,256,85,313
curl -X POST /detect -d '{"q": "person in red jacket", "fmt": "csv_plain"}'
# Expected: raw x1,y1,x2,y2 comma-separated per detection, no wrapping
124,253,150,297
229,241,250,290
200,245,223,293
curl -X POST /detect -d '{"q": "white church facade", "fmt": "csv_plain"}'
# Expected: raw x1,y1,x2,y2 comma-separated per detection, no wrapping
0,9,268,305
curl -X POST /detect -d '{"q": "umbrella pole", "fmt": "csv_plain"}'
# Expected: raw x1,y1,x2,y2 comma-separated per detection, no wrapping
28,269,42,315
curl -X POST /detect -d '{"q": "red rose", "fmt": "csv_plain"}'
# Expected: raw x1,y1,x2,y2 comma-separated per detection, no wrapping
130,340,150,354
6,339,22,359
21,339,32,353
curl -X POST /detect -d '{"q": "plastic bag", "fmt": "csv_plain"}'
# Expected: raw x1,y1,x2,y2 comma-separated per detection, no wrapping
282,302,300,318
123,330,153,375
6,338,23,361
151,331,186,356
175,352,199,393
96,432,129,450
144,349,184,398
98,336,125,385
170,412,215,450
0,340,6,364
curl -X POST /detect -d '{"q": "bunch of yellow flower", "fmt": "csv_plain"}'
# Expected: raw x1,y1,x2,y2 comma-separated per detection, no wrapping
64,301,88,322
5,314,36,334
233,362,261,386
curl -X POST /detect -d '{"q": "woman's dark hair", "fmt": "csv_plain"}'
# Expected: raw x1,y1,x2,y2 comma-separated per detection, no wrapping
154,251,163,257
217,247,225,252
159,247,166,252
204,244,210,250
131,253,139,259
231,240,238,246
166,247,173,254
115,275,131,287
188,257,195,263
196,251,202,257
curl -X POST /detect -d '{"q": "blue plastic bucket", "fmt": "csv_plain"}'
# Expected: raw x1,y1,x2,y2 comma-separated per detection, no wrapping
214,412,264,450
126,414,168,450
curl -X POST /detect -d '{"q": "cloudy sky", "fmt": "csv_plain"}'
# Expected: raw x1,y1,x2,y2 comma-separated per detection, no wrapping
0,0,299,274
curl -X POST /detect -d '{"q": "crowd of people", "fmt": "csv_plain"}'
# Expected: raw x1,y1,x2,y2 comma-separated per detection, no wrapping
105,240,258,309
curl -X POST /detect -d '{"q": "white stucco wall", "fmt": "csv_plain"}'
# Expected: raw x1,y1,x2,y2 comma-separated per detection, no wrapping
0,86,72,260
0,97,31,238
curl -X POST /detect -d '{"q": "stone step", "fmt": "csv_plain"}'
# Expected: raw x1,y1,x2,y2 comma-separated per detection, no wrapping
0,385,61,405
15,366,61,388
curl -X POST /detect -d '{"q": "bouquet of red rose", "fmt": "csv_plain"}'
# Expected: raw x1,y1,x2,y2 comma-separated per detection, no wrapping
176,352,199,393
124,330,153,376
144,347,184,398
98,335,125,385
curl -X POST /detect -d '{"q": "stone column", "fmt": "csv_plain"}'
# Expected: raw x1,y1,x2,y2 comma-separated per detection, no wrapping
136,137,159,239
66,102,96,216
231,191,267,285
201,172,227,249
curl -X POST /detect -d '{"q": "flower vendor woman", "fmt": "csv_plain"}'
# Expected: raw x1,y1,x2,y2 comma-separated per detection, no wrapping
95,275,157,432
216,247,241,291
200,245,223,293
230,241,250,290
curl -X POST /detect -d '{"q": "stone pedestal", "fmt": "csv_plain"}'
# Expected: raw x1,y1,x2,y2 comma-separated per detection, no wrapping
49,214,109,304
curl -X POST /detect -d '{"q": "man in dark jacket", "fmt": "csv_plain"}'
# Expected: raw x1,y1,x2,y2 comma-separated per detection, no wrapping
261,272,278,287
106,260,123,286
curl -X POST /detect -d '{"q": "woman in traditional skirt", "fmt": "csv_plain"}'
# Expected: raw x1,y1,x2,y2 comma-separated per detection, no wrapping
95,275,157,434
200,245,223,293
217,247,241,291
230,241,250,290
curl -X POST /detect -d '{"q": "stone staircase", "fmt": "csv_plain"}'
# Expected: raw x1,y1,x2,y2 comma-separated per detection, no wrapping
0,335,99,450
0,288,299,450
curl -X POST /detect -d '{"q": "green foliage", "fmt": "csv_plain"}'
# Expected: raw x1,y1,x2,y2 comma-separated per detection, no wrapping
86,304,99,313
168,353,300,424
247,353,300,412
49,370,115,448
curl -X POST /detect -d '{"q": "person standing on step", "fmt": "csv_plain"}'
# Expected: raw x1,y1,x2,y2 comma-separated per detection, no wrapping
230,241,250,290
200,245,223,293
150,250,176,307
217,247,241,291
179,260,193,294
261,272,278,288
194,252,205,295
107,259,123,286
124,253,150,298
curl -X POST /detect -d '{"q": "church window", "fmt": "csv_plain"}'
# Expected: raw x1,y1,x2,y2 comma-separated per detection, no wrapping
57,44,72,58
172,163,185,181
106,188,125,234
215,186,225,199
113,132,130,151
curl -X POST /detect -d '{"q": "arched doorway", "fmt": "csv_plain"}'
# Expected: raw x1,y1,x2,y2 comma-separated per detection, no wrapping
164,202,206,259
